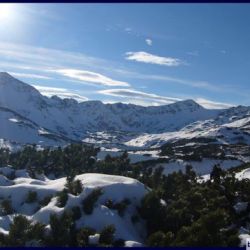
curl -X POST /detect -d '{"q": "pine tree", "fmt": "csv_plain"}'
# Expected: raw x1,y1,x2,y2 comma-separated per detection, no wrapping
71,206,81,220
7,215,31,246
0,199,13,215
56,189,68,207
48,211,75,246
99,224,116,246
25,191,37,203
82,188,103,214
210,164,223,184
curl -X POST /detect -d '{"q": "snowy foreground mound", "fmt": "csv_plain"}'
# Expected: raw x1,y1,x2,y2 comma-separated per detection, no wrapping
0,167,148,246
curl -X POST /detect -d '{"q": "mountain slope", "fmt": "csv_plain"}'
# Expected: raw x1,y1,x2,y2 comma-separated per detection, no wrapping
0,72,250,148
0,72,220,145
0,106,76,147
125,109,250,148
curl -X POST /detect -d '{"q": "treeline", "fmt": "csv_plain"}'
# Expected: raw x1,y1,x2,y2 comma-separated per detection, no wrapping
0,144,136,178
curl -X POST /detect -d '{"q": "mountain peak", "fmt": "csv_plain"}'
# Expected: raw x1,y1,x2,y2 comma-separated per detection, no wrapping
0,72,45,110
0,72,24,84
166,99,203,111
0,72,15,80
0,72,38,93
178,99,201,106
0,71,11,75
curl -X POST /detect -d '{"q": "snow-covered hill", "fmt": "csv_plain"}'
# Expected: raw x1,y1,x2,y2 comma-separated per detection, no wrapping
0,166,147,246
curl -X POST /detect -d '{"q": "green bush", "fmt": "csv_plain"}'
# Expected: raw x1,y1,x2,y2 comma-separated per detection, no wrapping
113,238,125,247
99,224,116,246
76,227,95,247
25,191,37,203
82,188,103,215
104,198,130,216
56,189,68,207
113,198,131,217
7,215,32,246
39,195,52,206
0,232,6,246
48,211,75,246
7,215,45,247
66,179,83,196
147,231,168,247
0,199,14,215
71,206,82,220
104,199,113,209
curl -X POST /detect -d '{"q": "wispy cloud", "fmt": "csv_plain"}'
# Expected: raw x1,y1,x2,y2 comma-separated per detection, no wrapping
103,99,166,107
195,98,233,109
32,85,88,103
0,41,241,106
55,69,130,87
99,88,234,109
9,72,52,80
115,69,222,92
145,39,152,46
99,88,181,104
0,42,227,93
125,51,183,66
0,42,105,68
0,42,131,87
141,75,221,91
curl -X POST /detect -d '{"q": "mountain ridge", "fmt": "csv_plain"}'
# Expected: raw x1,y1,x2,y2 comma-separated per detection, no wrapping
0,72,249,148
0,72,219,110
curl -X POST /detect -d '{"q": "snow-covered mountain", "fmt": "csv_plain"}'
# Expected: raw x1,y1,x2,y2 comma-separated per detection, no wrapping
0,72,250,149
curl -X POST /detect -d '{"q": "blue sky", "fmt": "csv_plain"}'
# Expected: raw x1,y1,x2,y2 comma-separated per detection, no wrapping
0,3,250,109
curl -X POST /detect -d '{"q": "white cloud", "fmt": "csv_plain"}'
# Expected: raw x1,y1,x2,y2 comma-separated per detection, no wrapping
32,85,88,103
55,69,130,87
142,75,220,91
0,42,104,68
145,39,152,46
0,42,233,93
0,42,125,79
116,70,222,92
34,84,233,109
98,88,181,104
99,88,234,109
9,72,51,80
0,42,131,87
125,51,182,66
0,41,241,105
195,98,233,109
103,99,167,107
